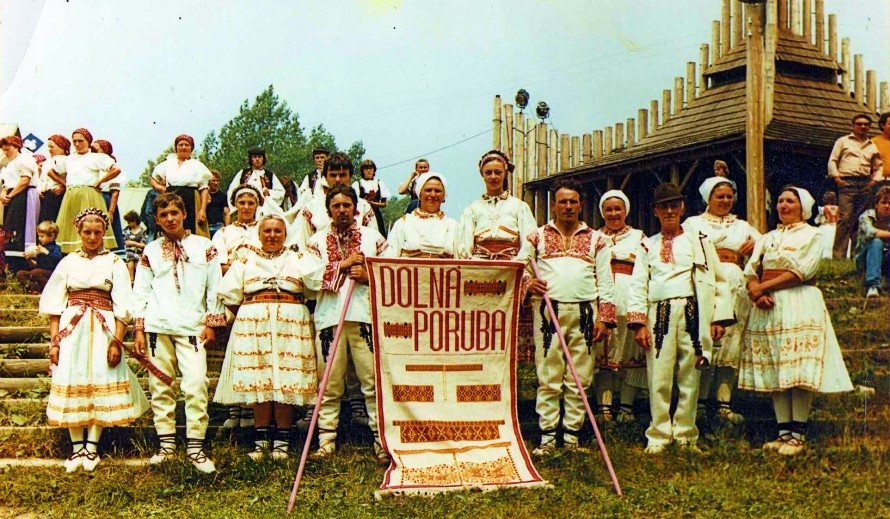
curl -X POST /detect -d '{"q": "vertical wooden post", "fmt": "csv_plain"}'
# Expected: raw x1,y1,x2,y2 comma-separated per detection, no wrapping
604,127,613,157
650,100,660,133
790,0,800,36
614,123,624,151
559,134,570,172
582,134,592,164
841,39,851,93
584,191,599,228
746,0,767,233
765,0,778,122
778,0,788,31
535,189,547,226
867,70,877,115
514,111,524,198
523,118,535,209
674,78,684,114
536,122,547,180
828,14,837,60
638,109,649,140
627,118,636,148
571,136,581,167
712,21,721,62
504,104,514,193
670,163,680,185
548,129,558,176
700,44,710,92
686,62,696,102
662,90,672,122
593,130,604,160
802,0,811,43
854,54,864,105
881,82,889,114
814,0,824,53
492,95,502,151
722,0,731,51
733,0,743,48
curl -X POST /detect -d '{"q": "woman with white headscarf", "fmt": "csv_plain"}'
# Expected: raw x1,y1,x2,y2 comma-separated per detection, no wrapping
591,190,648,423
388,171,457,258
683,177,761,425
739,186,852,456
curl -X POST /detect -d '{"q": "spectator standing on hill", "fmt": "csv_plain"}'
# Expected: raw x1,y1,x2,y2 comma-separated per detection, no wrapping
854,186,890,298
206,170,229,235
827,114,884,259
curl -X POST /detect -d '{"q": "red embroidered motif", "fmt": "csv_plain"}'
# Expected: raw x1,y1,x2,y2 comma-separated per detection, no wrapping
456,384,502,402
206,313,227,327
392,385,435,402
393,420,504,442
322,225,362,291
598,302,617,325
539,225,594,260
139,255,151,268
383,322,413,338
206,246,218,262
626,311,647,326
405,364,483,372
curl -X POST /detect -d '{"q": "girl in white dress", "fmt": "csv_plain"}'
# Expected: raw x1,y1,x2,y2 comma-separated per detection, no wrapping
740,186,853,456
40,208,148,472
215,214,317,459
684,177,761,425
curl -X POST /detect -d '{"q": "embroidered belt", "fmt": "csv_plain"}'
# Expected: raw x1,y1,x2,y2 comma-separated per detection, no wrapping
244,290,305,304
716,248,743,266
401,249,453,259
760,269,815,285
67,289,114,311
610,259,635,276
56,290,174,386
473,238,519,259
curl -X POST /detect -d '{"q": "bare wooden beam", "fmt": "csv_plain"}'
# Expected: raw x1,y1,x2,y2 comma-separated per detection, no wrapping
593,130,604,160
536,122,547,180
803,0,812,43
620,171,634,191
687,62,696,102
504,104,514,192
650,100,660,133
722,0,731,51
670,163,680,185
678,159,701,191
559,133,570,172
778,0,788,31
881,81,889,114
615,122,625,151
663,89,672,123
841,38,851,93
604,126,613,156
638,109,649,140
514,111,524,197
674,77,684,114
733,0,743,48
549,129,559,175
790,0,800,35
854,54,864,104
492,95,502,150
581,134,592,164
828,14,837,60
571,136,581,167
867,70,877,115
712,21,722,61
747,1,767,232
626,119,636,148
814,0,825,53
535,189,547,226
700,44,710,92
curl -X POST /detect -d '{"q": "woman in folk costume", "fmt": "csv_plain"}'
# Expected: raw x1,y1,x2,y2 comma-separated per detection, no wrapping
38,134,70,224
91,139,126,257
40,208,148,472
627,183,734,454
456,150,537,361
0,135,41,267
352,159,391,237
593,190,648,424
211,184,264,430
388,172,457,258
684,177,761,425
55,128,121,253
815,191,840,260
150,134,212,237
740,186,853,456
215,214,317,460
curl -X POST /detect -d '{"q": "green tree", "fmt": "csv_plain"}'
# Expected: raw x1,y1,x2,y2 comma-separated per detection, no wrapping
382,195,410,230
129,145,173,187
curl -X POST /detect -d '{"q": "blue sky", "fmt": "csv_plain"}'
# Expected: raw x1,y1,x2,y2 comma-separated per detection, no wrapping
2,0,888,215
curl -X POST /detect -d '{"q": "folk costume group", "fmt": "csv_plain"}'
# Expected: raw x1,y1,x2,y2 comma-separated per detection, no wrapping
36,140,852,475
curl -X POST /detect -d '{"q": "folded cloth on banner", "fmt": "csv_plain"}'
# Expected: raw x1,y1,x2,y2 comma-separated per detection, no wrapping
367,257,547,496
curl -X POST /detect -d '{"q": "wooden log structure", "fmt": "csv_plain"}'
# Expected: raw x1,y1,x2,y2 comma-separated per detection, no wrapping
582,134,592,164
828,14,837,59
650,100,659,133
732,0,743,49
700,44,710,92
662,90,671,123
881,82,889,114
674,77,684,114
593,130,604,160
549,129,559,174
604,126,613,156
571,136,581,166
866,70,877,115
626,118,635,148
686,62,696,103
854,54,864,104
615,123,624,151
841,38,851,93
814,0,824,53
492,95,502,150
638,109,649,140
559,133,571,172
712,21,721,61
514,111,525,197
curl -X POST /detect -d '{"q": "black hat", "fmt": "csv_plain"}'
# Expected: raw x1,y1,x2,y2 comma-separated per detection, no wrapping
248,147,265,157
312,147,330,155
652,183,685,206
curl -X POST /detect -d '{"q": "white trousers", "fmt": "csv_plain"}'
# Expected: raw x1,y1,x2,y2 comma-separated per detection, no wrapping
645,299,701,446
315,322,378,436
148,333,209,439
533,300,595,433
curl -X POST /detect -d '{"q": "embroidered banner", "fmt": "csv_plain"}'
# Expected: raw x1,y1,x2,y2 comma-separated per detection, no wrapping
367,257,546,496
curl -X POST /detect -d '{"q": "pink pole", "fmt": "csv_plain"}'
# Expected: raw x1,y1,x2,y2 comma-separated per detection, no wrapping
529,258,622,496
287,280,357,513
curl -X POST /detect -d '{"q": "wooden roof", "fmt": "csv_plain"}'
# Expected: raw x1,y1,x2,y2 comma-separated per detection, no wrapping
525,29,861,188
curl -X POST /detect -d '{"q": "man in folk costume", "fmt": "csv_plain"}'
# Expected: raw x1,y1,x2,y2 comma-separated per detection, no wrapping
526,179,617,455
290,152,378,251
226,147,285,211
627,183,734,454
302,184,394,462
297,146,329,202
133,193,226,473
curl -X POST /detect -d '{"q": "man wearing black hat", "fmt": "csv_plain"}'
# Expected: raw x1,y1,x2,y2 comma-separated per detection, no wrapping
298,147,329,202
626,183,734,455
226,147,285,211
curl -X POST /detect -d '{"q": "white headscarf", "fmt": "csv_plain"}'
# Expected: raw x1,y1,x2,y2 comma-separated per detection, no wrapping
598,189,630,215
698,176,737,204
414,171,447,199
786,187,815,220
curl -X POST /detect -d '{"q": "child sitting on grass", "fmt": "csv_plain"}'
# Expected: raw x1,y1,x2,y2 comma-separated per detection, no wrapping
122,210,146,282
16,220,62,293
